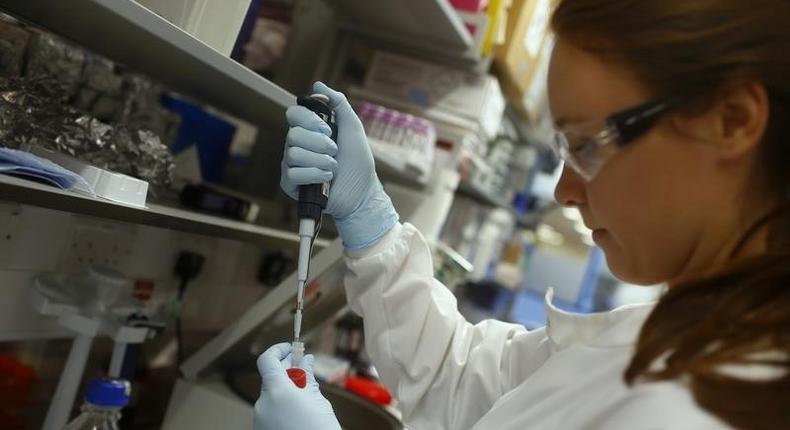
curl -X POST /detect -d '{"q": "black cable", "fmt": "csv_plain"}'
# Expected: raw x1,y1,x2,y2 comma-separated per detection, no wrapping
173,252,205,368
176,278,188,366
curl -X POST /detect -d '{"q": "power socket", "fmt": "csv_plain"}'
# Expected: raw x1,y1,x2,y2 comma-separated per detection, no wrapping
178,235,217,265
0,203,22,268
58,222,136,273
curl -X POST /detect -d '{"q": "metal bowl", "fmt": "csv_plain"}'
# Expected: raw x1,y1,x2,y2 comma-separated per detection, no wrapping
321,383,403,430
224,368,402,430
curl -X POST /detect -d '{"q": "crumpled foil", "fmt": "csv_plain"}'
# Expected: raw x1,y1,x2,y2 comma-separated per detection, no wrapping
0,17,30,78
0,77,174,186
119,75,181,146
74,56,125,120
26,32,85,96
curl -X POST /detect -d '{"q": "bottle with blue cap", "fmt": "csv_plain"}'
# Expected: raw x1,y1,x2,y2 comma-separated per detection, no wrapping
62,378,129,430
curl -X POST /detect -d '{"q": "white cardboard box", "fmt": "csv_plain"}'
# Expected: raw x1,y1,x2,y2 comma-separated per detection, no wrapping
30,146,149,208
135,0,251,56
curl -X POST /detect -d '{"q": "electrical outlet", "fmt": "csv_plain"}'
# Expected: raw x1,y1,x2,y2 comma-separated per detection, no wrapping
0,203,22,268
58,222,136,273
177,234,216,265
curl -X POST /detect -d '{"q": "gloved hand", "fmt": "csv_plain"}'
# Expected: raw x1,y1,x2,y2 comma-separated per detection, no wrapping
281,81,399,249
254,342,341,430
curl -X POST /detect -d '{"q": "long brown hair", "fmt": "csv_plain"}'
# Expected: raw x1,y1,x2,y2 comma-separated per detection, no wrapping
551,1,790,429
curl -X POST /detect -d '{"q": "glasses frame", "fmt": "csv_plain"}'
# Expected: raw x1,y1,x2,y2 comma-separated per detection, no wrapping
554,96,680,181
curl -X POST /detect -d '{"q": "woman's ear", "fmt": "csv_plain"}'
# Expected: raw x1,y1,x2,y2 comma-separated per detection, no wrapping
669,81,770,161
710,81,770,161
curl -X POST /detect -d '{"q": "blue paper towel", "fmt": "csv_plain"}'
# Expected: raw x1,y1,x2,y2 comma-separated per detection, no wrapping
0,147,95,195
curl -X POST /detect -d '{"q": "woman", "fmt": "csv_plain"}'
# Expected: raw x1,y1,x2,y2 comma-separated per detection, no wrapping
254,0,790,429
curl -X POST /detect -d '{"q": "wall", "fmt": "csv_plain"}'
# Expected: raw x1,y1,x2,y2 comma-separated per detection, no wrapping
522,245,588,303
0,203,274,341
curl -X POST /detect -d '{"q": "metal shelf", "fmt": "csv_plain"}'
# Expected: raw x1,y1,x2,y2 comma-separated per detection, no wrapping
369,138,430,189
457,180,510,208
0,0,295,131
0,174,331,247
333,0,473,55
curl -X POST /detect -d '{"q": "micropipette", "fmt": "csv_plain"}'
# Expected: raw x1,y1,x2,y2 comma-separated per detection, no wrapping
288,93,337,388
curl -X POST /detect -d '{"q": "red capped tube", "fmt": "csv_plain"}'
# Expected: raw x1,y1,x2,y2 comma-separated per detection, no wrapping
286,368,306,389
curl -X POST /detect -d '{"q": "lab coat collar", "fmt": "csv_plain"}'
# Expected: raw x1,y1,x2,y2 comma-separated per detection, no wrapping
543,288,656,351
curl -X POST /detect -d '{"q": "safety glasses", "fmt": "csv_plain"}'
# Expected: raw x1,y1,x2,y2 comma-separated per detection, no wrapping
552,97,680,181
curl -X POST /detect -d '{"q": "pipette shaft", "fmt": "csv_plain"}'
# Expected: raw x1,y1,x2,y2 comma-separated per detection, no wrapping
289,93,335,375
292,218,315,366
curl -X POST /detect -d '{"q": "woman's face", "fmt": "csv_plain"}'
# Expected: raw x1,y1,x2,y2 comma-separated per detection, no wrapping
548,38,766,285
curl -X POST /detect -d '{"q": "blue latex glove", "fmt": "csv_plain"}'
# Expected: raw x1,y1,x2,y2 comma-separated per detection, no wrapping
281,81,399,250
254,342,341,430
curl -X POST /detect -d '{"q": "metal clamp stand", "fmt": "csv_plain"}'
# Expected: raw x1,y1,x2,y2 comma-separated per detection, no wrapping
29,276,153,430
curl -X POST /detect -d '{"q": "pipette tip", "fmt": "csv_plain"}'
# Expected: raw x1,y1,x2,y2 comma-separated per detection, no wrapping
291,341,305,367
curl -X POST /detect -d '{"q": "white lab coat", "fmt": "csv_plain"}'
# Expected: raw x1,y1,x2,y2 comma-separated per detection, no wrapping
344,223,729,430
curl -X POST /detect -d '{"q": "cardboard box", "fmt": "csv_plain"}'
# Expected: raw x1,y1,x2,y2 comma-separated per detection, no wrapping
451,0,489,13
519,37,553,121
363,51,505,139
494,0,553,121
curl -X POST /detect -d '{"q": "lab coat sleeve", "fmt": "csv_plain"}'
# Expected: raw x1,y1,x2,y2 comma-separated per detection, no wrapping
344,223,551,430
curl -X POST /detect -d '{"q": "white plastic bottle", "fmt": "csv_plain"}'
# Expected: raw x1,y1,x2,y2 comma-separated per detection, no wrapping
469,209,515,281
62,379,129,430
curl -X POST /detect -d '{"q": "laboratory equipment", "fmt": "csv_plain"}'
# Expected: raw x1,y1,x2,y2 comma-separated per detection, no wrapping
356,101,436,183
179,183,260,222
362,51,505,140
281,82,399,250
356,102,436,154
30,269,155,430
290,93,338,384
61,378,129,430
